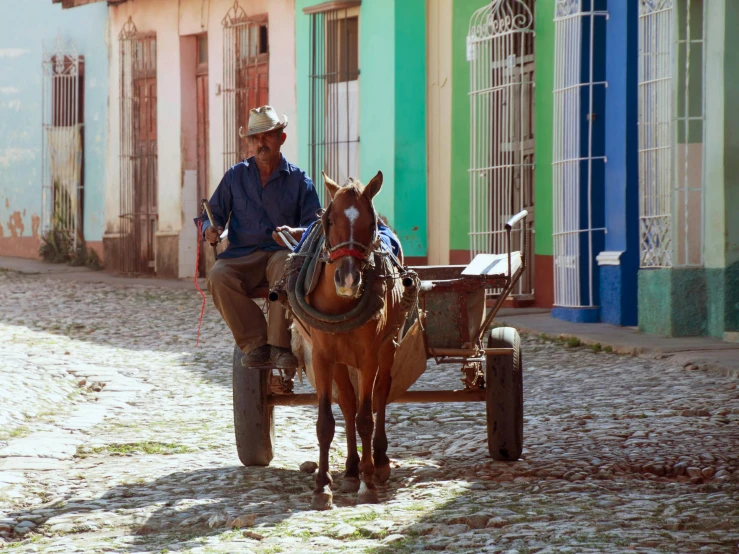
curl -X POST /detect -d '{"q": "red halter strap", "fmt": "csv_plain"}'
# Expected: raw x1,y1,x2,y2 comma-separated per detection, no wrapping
327,247,367,262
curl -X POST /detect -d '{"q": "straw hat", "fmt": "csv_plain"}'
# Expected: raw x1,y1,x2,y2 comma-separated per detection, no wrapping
239,105,289,138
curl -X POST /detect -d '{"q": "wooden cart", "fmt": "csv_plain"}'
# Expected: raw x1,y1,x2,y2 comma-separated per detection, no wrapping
232,211,529,467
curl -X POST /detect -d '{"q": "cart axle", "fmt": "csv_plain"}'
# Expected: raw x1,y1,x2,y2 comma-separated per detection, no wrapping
268,388,486,407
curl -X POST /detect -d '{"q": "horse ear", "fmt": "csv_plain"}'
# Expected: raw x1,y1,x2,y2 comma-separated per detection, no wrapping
363,171,383,200
322,170,341,200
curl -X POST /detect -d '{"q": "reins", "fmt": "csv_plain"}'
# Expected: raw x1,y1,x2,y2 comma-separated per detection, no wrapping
273,197,420,336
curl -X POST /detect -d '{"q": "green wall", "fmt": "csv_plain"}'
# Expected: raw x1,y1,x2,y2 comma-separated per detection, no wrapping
534,0,554,256
295,0,427,257
449,0,480,252
393,0,427,256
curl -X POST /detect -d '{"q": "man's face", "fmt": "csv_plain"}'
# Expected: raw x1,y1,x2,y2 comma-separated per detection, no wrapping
249,129,286,166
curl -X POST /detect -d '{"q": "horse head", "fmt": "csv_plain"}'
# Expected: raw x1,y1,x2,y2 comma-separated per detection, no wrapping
321,170,383,299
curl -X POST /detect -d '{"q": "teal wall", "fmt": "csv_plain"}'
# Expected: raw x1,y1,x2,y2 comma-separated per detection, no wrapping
358,0,396,224
0,0,109,244
295,0,427,258
392,0,427,256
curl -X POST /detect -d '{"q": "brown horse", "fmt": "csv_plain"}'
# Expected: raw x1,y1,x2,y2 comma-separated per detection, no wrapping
302,170,406,510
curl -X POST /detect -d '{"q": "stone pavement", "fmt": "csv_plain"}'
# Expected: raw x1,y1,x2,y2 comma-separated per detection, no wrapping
0,264,737,553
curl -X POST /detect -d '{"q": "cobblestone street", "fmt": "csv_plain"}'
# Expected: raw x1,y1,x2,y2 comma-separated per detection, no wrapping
1,269,737,553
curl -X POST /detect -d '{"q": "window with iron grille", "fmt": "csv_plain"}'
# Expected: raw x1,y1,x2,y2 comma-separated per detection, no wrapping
42,34,85,248
305,1,360,203
222,1,269,171
638,0,705,269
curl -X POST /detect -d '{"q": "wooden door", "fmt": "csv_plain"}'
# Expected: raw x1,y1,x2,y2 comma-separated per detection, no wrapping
132,36,157,274
196,35,210,276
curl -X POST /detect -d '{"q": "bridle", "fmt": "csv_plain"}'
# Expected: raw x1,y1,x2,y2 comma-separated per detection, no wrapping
320,200,381,265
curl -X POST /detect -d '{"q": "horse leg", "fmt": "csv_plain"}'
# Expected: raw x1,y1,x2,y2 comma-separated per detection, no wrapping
311,349,335,511
356,356,379,504
373,342,395,485
334,364,360,493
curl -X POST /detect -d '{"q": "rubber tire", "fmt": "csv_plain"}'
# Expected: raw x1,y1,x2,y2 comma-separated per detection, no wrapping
232,344,275,466
485,327,523,461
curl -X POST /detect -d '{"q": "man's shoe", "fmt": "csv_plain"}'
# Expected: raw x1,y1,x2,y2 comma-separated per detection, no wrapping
241,344,271,368
271,346,298,370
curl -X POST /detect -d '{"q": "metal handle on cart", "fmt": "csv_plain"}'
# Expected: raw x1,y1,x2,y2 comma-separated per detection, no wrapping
505,209,528,231
505,209,528,280
475,209,530,346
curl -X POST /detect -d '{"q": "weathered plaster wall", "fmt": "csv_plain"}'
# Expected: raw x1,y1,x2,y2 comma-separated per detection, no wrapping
425,0,453,265
0,0,108,259
638,269,707,337
106,0,296,276
640,0,739,339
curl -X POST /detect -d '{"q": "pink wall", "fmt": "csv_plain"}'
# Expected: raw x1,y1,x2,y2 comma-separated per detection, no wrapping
104,0,297,277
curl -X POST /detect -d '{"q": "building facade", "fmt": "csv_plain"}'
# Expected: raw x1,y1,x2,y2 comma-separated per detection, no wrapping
0,0,109,260
35,0,738,340
102,0,298,278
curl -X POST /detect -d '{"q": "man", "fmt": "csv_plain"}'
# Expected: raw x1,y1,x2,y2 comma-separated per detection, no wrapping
197,105,321,369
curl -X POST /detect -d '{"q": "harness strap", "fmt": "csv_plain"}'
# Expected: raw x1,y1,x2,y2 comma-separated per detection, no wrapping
328,248,366,262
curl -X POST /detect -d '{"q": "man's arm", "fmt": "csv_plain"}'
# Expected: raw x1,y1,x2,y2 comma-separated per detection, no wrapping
272,172,322,248
195,169,232,240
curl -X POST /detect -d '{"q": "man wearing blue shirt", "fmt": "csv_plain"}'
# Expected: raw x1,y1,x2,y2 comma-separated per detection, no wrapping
198,106,321,369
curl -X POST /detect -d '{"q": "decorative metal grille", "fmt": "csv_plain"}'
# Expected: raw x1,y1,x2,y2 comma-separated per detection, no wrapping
119,17,158,275
638,0,674,268
638,0,704,268
467,0,535,299
307,4,360,203
552,0,608,308
42,34,83,247
222,1,269,171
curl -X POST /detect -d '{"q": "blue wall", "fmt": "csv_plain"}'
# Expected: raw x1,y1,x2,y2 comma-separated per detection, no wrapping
601,0,639,326
0,0,108,248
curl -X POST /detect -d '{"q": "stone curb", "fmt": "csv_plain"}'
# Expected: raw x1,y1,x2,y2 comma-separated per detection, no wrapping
507,323,739,379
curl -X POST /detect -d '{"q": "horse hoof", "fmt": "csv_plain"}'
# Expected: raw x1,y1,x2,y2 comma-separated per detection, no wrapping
357,482,379,504
375,464,391,485
311,487,333,511
340,477,361,493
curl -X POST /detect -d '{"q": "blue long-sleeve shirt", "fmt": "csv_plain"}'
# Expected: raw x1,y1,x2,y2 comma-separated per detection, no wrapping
195,155,322,259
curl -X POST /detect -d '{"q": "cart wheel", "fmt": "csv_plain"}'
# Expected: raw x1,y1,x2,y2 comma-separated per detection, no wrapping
485,327,523,461
232,344,274,466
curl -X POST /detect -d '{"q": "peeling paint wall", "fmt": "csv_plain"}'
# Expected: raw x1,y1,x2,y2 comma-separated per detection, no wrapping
105,0,296,277
0,0,108,259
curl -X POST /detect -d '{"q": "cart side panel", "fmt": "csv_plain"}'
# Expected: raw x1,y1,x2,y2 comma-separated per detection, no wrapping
421,288,486,349
422,291,466,349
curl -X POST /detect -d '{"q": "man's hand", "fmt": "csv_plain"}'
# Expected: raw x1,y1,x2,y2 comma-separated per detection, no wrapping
205,225,224,246
272,226,304,247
